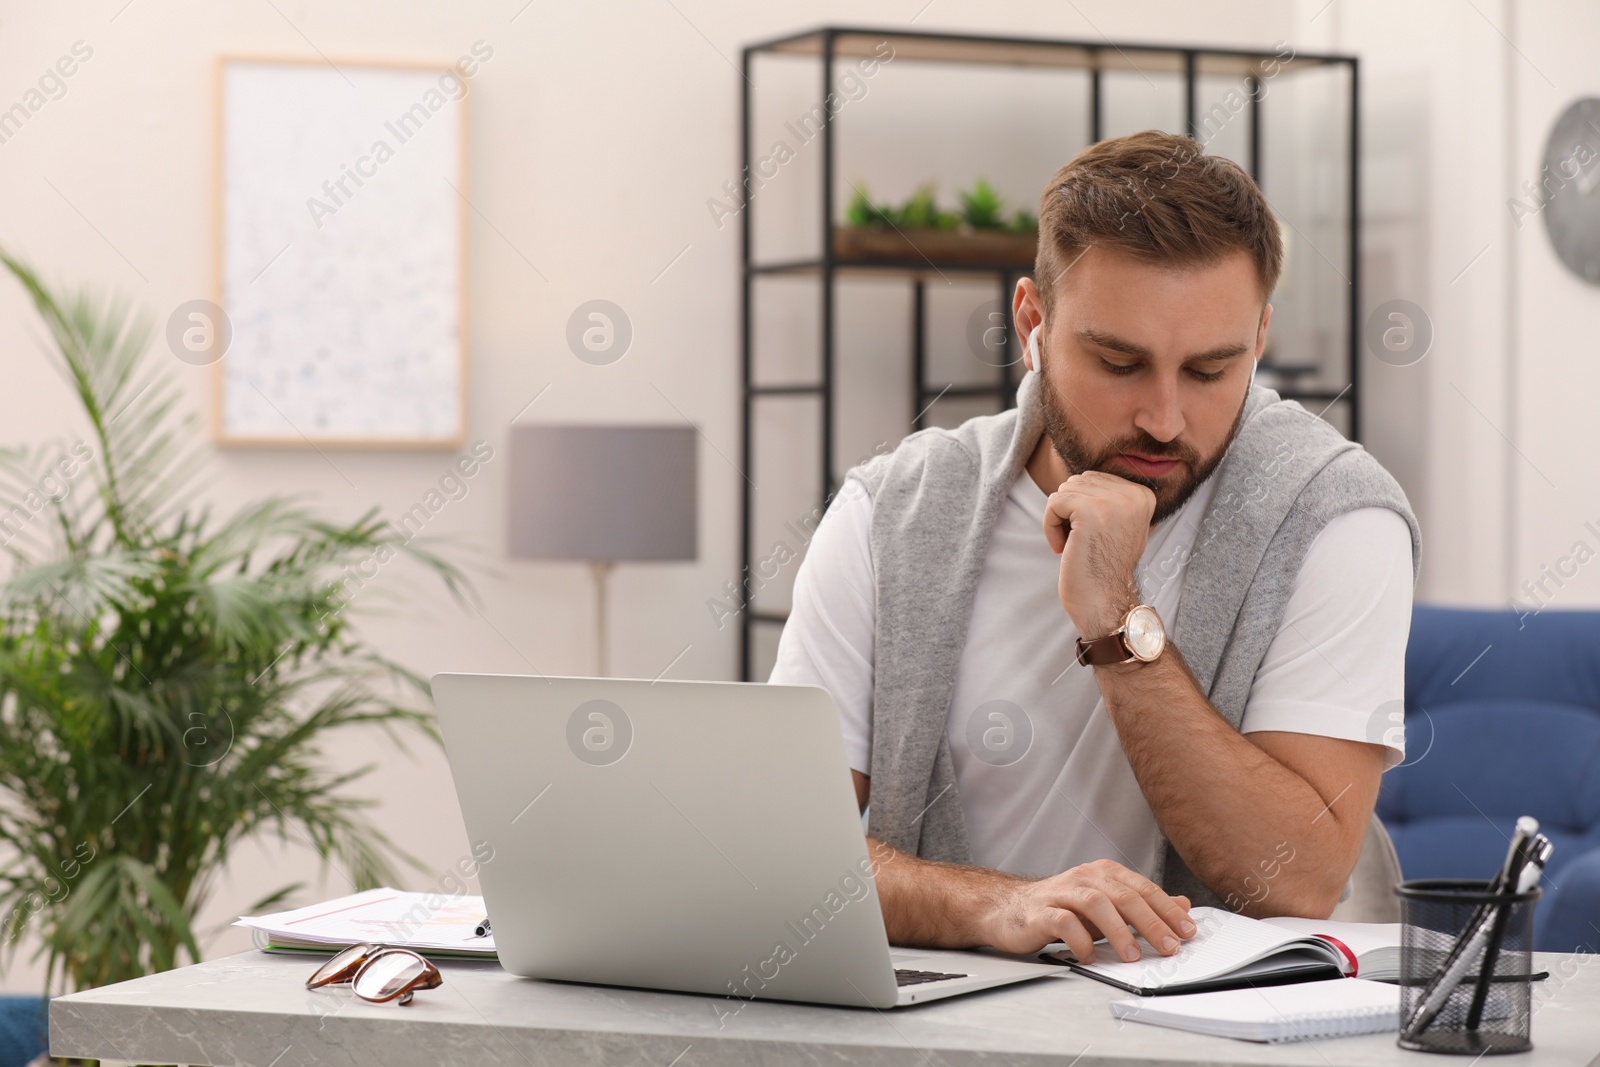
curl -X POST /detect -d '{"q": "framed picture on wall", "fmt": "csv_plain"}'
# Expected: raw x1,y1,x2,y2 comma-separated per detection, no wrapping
212,55,470,448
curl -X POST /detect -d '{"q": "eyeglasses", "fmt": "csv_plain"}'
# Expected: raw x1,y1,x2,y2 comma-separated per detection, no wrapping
305,943,443,1005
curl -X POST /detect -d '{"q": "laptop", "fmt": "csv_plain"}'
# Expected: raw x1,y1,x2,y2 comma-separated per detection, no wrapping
431,673,1064,1008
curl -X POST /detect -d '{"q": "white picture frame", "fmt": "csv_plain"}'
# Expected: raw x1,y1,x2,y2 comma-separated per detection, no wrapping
212,56,469,448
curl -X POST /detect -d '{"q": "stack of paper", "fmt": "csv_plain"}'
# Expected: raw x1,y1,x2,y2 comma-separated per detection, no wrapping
235,888,496,959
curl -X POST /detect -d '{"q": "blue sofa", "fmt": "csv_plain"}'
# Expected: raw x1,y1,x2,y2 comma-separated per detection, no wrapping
1377,604,1600,953
0,996,45,1067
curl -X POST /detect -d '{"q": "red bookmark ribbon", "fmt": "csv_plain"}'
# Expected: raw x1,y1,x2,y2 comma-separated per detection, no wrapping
1318,934,1359,976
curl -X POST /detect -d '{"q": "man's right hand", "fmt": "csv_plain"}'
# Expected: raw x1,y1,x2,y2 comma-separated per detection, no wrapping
982,858,1197,961
853,779,1198,959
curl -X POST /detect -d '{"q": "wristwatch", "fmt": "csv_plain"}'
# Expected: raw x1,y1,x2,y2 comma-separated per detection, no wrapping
1075,604,1167,667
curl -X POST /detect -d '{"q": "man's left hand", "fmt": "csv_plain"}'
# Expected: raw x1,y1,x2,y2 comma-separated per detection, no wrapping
1044,471,1155,638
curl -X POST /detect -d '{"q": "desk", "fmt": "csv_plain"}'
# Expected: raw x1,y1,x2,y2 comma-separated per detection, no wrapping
50,950,1600,1066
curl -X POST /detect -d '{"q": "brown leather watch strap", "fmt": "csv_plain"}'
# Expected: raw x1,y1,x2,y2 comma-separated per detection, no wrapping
1075,630,1133,667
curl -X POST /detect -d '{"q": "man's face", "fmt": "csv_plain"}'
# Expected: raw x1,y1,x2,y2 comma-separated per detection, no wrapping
1032,246,1269,525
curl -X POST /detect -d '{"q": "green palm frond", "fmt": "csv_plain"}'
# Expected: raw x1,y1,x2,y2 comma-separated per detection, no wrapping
2,250,172,543
0,248,476,992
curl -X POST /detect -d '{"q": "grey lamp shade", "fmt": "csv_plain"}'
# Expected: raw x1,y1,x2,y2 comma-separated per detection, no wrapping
508,424,697,563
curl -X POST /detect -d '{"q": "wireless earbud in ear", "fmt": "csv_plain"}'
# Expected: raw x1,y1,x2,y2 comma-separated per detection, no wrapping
1028,325,1042,373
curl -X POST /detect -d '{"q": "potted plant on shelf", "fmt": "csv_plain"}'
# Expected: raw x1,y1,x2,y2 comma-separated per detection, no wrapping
837,178,1039,266
0,251,475,995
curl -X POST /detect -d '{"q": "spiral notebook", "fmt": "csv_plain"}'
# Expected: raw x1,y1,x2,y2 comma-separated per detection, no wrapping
1109,977,1401,1042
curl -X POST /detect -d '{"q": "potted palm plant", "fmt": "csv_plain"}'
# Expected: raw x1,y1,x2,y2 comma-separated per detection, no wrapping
0,251,475,995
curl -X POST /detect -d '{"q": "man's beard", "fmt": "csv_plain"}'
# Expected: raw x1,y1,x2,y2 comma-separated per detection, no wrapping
1037,368,1248,526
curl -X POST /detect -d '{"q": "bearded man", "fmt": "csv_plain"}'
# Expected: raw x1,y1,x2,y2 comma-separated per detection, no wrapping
770,130,1420,966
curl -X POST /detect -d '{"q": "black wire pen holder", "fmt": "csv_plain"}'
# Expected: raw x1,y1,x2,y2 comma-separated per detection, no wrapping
1395,878,1542,1055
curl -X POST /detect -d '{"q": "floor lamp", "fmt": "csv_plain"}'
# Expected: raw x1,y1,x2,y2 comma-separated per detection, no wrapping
508,424,698,677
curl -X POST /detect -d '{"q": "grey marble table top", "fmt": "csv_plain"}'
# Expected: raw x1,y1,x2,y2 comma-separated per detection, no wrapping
49,949,1600,1067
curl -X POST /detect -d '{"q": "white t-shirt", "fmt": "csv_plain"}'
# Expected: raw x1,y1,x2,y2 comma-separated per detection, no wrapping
768,465,1414,882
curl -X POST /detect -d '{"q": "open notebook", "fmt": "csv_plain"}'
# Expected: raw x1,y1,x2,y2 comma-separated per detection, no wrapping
1109,977,1401,1042
1038,907,1401,996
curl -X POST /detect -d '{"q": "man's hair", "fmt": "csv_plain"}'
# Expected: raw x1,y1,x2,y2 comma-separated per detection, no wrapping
1034,130,1283,315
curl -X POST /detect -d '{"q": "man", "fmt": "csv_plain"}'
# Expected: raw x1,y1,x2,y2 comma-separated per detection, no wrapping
769,131,1421,968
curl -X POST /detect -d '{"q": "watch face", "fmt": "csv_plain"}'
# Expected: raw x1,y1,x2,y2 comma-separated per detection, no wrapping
1124,605,1166,661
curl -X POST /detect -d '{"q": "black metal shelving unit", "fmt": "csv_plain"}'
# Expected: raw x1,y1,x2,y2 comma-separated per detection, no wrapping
739,26,1359,681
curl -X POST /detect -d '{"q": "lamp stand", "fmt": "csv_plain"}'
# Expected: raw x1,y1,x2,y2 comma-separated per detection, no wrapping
590,561,614,677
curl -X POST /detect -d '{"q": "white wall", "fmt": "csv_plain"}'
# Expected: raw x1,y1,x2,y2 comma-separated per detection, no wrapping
1309,0,1600,609
0,0,1586,992
1507,3,1600,615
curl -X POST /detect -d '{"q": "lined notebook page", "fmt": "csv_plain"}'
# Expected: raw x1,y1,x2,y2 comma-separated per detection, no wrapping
1109,977,1401,1042
1042,906,1337,987
1259,917,1403,960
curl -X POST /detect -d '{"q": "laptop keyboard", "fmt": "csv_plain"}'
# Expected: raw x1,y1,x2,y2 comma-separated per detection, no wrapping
894,968,969,987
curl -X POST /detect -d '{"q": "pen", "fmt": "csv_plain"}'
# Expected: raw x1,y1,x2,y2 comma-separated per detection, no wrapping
1402,817,1539,1037
1464,835,1551,1030
1489,817,1539,895
472,917,492,938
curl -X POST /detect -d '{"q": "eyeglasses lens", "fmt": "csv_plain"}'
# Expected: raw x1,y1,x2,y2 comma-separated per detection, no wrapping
307,944,374,988
353,952,426,1003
